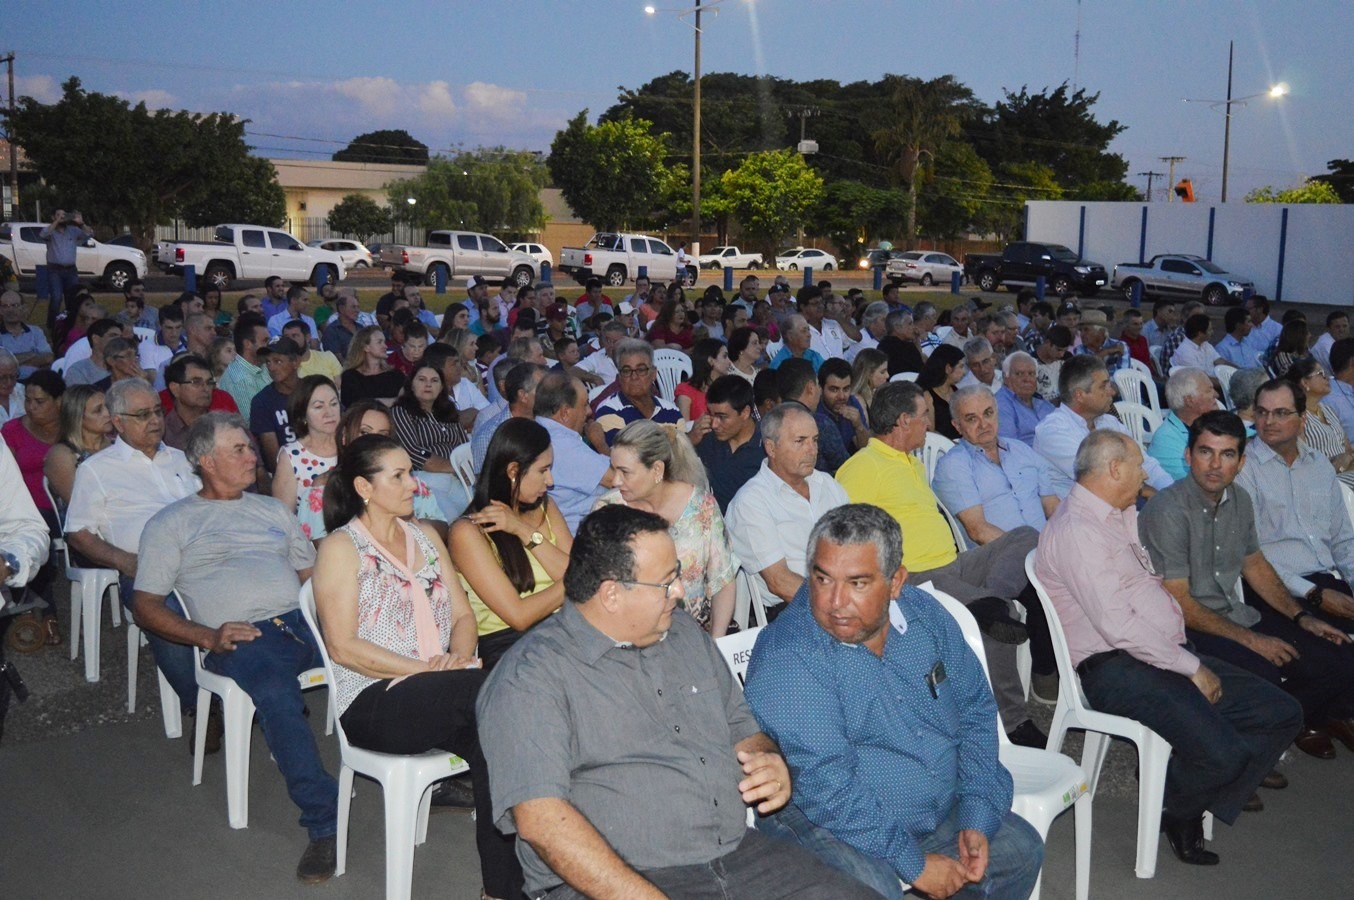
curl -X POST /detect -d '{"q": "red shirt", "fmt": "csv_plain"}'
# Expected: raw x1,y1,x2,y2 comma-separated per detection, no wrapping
1121,334,1160,379
158,388,239,414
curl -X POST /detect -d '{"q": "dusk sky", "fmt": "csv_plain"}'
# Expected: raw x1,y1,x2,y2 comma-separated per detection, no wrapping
7,0,1352,202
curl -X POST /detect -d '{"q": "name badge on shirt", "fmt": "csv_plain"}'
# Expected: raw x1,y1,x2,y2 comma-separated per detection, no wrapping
926,660,947,699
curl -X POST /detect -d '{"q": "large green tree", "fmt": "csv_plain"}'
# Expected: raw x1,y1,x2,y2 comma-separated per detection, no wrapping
326,193,392,241
809,180,908,260
386,148,547,236
871,75,981,245
720,149,824,255
333,129,429,164
5,77,285,246
548,111,671,231
917,142,995,240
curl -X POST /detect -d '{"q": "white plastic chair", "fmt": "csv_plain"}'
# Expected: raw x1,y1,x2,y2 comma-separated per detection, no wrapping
714,625,762,688
298,581,469,899
731,568,769,632
1127,358,1153,379
132,325,156,347
126,621,184,739
49,356,68,377
1342,482,1354,531
936,498,970,554
1113,401,1162,448
587,381,610,404
652,348,692,404
1024,551,1210,880
447,442,475,495
44,476,122,682
921,581,1091,900
1113,367,1162,418
188,598,332,830
889,371,918,383
1213,364,1238,410
918,431,955,483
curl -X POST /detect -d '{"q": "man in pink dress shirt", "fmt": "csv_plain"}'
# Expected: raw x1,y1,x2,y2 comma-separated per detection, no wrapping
1034,430,1300,868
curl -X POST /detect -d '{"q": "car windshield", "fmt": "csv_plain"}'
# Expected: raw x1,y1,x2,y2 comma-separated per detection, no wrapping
1047,245,1079,262
901,252,925,260
1197,260,1227,274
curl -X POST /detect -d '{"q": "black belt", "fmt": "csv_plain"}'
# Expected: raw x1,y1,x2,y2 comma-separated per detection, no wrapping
1075,649,1123,678
47,263,77,269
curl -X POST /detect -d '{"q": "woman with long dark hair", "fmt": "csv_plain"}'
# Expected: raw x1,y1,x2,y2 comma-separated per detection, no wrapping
313,434,521,900
271,375,341,540
916,344,967,439
389,362,470,520
649,297,695,350
449,418,571,669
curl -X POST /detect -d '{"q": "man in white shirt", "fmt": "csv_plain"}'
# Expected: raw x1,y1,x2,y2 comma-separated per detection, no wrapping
1034,354,1173,498
726,403,849,617
1170,313,1223,373
1312,311,1349,375
576,320,625,388
957,337,1004,394
64,379,200,716
798,286,847,361
1241,295,1282,360
846,301,888,363
266,284,318,343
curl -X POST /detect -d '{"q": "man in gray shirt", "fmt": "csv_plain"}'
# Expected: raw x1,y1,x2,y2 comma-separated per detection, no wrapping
38,209,92,329
63,318,124,386
1145,409,1354,761
477,505,871,899
130,412,338,884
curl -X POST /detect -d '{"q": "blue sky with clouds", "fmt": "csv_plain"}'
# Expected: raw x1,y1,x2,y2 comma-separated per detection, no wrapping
7,0,1352,201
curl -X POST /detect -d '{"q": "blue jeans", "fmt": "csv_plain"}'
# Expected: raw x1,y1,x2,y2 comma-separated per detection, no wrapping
203,608,338,840
43,265,80,332
758,802,1043,900
1079,649,1302,825
120,576,198,712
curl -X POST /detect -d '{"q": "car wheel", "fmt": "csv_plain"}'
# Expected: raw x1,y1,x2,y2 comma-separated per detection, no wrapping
605,265,627,287
1052,276,1072,296
426,263,450,288
710,261,722,270
354,260,369,268
823,263,834,271
102,262,135,291
789,263,798,271
311,265,338,287
749,261,761,270
1121,279,1141,302
684,266,698,287
977,271,997,293
921,273,933,286
1203,283,1227,306
511,265,534,288
203,262,233,291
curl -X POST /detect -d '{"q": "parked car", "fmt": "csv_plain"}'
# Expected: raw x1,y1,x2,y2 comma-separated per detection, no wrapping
887,250,962,286
775,247,839,272
510,242,554,269
307,239,373,269
1112,254,1255,306
379,231,539,288
964,241,1107,297
156,224,346,291
697,246,764,269
858,248,905,270
559,232,688,286
0,221,148,291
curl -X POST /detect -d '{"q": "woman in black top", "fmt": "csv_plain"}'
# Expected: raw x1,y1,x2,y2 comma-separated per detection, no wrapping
916,344,967,440
340,325,404,405
389,362,471,520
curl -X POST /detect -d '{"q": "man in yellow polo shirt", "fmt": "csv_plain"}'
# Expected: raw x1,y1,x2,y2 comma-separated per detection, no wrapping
835,380,1045,747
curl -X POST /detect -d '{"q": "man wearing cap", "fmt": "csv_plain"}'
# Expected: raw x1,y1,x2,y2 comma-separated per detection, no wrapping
1033,325,1073,403
459,275,489,328
694,293,727,342
249,337,302,473
1075,309,1130,374
541,302,578,360
375,271,410,332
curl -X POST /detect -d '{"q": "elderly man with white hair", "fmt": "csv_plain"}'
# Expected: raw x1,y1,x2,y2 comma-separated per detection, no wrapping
846,301,889,362
995,351,1054,446
957,337,1003,394
1148,367,1218,482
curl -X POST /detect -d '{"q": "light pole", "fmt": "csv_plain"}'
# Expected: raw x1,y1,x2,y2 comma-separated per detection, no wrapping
1184,40,1287,202
646,1,726,258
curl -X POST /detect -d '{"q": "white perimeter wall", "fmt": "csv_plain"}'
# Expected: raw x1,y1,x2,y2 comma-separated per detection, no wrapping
1025,201,1354,306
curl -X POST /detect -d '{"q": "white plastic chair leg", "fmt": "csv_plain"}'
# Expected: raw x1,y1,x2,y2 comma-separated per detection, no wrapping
415,783,433,845
158,670,182,739
127,623,140,713
1134,737,1171,879
335,766,355,878
192,687,211,787
81,578,102,682
383,769,420,900
69,588,81,660
1203,810,1213,841
1073,789,1093,900
1080,731,1113,800
109,594,123,627
222,688,256,829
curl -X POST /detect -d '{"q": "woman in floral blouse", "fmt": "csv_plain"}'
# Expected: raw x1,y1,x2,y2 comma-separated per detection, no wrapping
272,376,340,539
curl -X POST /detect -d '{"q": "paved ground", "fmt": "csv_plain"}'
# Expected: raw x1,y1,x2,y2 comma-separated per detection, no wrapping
4,587,1353,898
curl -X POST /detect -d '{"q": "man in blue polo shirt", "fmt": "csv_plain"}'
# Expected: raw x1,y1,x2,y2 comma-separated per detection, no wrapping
994,352,1053,447
0,291,53,377
696,375,765,513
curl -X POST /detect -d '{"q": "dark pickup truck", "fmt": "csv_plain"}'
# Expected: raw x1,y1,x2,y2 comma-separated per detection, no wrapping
964,241,1108,298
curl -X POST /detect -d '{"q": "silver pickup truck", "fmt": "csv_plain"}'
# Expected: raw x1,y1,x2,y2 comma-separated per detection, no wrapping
1112,254,1256,306
378,230,539,288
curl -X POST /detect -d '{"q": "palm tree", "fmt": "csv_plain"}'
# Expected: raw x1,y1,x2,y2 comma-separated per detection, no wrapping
871,75,977,247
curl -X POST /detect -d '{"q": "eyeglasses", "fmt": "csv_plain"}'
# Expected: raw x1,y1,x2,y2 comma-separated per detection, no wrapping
622,561,684,601
1254,407,1299,421
119,407,166,422
177,378,216,388
108,352,138,362
619,366,653,379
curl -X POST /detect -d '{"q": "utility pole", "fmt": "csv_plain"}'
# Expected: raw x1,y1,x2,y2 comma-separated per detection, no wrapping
1159,156,1186,202
690,0,701,259
2,52,15,220
1137,171,1166,201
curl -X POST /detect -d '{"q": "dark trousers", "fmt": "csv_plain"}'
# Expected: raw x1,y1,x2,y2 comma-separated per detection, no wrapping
1188,603,1354,726
341,668,523,900
541,827,877,900
1079,650,1301,825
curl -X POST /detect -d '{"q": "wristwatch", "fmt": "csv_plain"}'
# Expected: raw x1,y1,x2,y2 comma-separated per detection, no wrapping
1293,610,1312,626
1305,585,1324,610
525,531,544,549
0,550,18,585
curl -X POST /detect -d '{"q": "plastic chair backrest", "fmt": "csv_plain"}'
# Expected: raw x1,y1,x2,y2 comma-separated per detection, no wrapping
1113,400,1161,447
1214,364,1238,409
298,580,353,753
937,498,970,553
919,431,955,483
652,348,692,404
714,626,763,689
1023,551,1093,713
1112,367,1161,416
889,371,918,383
132,326,156,347
917,582,1004,744
50,356,68,376
448,443,475,494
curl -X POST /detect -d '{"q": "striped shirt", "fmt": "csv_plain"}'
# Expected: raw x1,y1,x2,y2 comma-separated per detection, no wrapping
389,404,468,470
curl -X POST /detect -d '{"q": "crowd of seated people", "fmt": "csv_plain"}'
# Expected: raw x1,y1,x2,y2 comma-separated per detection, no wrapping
2,261,1350,897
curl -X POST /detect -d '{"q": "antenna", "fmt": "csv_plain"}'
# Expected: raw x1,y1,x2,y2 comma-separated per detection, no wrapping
1072,0,1082,91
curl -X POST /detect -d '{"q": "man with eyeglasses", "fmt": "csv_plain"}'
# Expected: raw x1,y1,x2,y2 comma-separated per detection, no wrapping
1236,378,1354,635
162,354,239,448
594,339,684,446
0,290,53,378
65,378,205,744
478,505,869,900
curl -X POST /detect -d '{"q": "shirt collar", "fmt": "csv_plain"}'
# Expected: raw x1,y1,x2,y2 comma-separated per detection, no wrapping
107,435,168,461
1246,434,1319,466
1178,471,1231,510
561,597,667,664
1068,482,1124,524
866,436,919,463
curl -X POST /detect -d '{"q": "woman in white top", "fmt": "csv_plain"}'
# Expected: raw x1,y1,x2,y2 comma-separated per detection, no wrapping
272,375,340,540
727,325,763,384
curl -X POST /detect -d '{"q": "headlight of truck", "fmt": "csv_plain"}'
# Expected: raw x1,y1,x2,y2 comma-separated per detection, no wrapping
1074,266,1091,274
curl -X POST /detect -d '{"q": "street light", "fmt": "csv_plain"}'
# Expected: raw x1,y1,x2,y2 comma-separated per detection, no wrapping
646,0,729,259
1184,40,1288,202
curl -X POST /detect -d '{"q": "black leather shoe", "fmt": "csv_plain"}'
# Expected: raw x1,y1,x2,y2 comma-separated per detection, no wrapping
430,774,476,809
968,597,1028,645
1260,769,1288,790
1161,816,1220,866
1007,719,1049,748
296,835,337,883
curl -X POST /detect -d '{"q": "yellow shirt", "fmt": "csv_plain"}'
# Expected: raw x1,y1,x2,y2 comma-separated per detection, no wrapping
462,515,559,635
298,349,343,382
835,437,957,572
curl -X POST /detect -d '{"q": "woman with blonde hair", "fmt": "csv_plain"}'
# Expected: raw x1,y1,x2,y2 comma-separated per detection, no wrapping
43,384,112,507
850,347,890,428
340,324,403,405
595,419,739,635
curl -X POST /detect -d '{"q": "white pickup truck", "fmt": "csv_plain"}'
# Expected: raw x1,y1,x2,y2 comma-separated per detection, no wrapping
0,221,148,291
697,246,764,270
378,230,539,288
559,232,691,287
156,224,346,291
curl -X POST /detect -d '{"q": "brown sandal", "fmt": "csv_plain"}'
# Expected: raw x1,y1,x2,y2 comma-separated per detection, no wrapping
5,611,45,654
43,616,61,647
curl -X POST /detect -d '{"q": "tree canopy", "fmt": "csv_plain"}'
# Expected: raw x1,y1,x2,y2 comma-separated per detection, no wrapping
333,129,429,164
1244,180,1342,204
1311,160,1354,203
326,194,392,241
721,150,824,255
5,77,285,246
548,111,671,232
386,148,547,236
